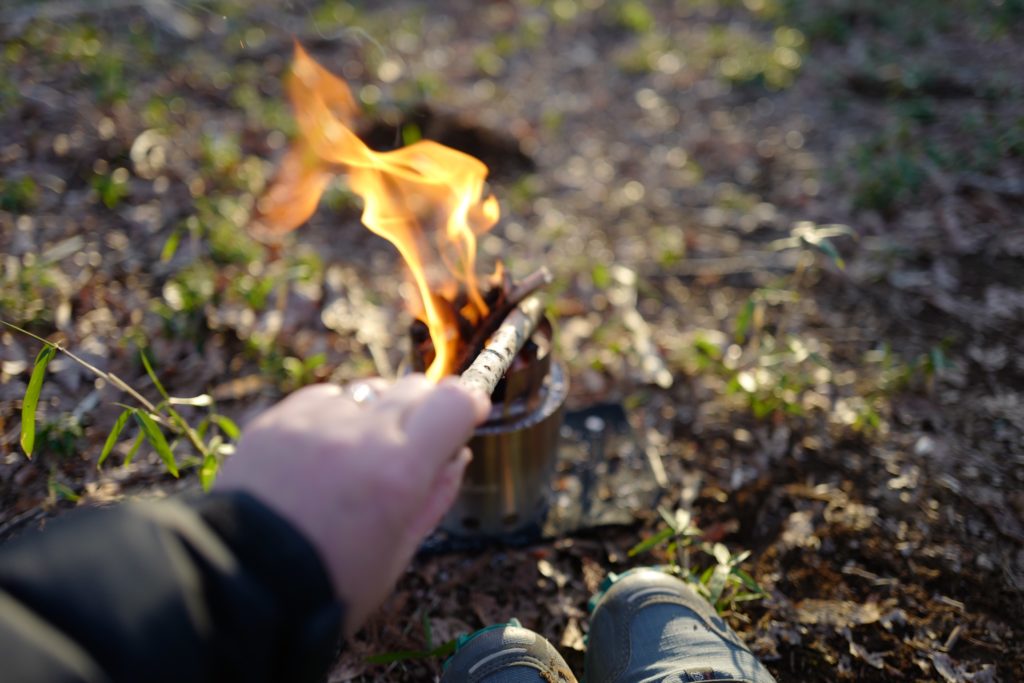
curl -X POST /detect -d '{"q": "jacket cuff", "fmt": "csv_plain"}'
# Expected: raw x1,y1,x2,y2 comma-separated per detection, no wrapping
192,491,344,680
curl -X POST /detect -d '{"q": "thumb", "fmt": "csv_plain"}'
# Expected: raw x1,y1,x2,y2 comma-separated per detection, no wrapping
403,378,490,475
408,447,472,541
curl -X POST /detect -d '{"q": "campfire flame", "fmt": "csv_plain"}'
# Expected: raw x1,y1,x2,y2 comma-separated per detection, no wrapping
256,44,500,380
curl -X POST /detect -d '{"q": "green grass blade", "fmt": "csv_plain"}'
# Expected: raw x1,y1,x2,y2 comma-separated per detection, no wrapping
124,430,144,466
708,563,731,609
140,351,169,400
98,410,132,468
364,649,430,665
199,453,218,491
211,414,240,440
428,639,457,659
20,345,57,458
49,478,81,503
133,411,179,477
365,639,456,665
160,227,182,262
733,568,765,594
734,298,755,343
628,526,674,557
814,237,845,270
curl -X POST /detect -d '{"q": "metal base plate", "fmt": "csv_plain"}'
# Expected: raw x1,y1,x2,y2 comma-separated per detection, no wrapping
419,402,664,555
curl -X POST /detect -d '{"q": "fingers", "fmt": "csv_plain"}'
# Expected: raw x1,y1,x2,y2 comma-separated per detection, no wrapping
275,379,395,422
408,447,472,541
433,376,491,424
367,374,436,427
282,383,344,404
270,383,364,430
403,377,490,472
266,376,489,481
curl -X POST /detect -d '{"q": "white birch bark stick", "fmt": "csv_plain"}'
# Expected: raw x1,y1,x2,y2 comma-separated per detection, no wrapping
459,295,545,396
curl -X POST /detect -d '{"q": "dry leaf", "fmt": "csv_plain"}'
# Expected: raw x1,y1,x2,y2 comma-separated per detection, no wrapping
795,600,883,627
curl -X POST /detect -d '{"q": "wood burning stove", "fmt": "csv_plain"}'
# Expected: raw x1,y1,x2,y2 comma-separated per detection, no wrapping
444,318,568,538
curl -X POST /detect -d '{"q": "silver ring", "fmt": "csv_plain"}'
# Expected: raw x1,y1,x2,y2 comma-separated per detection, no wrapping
348,382,378,405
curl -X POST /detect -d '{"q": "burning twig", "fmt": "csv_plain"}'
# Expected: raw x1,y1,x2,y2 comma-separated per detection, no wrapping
459,296,545,397
505,266,554,310
455,267,553,374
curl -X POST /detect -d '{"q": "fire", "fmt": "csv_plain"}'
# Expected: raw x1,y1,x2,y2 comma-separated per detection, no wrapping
256,44,500,380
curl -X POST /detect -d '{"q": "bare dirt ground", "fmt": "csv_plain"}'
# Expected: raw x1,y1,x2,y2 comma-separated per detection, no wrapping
1,1,1022,680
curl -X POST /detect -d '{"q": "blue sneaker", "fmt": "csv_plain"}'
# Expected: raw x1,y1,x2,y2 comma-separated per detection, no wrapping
440,618,577,682
585,568,776,682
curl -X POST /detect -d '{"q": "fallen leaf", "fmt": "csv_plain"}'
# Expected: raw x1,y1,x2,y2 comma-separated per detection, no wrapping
795,600,883,627
930,653,998,683
780,509,820,550
849,640,886,669
560,617,585,651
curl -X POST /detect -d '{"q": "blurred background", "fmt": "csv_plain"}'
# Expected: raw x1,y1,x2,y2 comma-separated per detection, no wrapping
1,1,1022,680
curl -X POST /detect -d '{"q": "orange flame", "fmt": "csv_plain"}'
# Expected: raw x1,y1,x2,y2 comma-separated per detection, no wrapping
256,44,500,380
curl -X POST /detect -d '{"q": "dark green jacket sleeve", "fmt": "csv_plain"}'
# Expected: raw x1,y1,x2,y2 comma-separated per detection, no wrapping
0,492,344,683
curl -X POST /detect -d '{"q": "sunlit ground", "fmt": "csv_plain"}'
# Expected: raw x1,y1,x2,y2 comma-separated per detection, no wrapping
1,1,1022,680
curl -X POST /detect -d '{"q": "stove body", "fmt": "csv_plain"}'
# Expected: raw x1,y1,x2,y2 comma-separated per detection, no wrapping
441,320,568,538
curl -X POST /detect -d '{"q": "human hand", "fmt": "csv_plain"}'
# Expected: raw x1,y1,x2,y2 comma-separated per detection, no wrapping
214,375,490,636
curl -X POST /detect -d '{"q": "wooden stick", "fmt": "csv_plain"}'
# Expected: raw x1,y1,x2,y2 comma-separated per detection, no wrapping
459,296,545,396
505,266,553,310
454,267,553,373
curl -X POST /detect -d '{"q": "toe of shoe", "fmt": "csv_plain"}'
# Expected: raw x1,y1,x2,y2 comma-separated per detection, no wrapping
442,625,576,682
